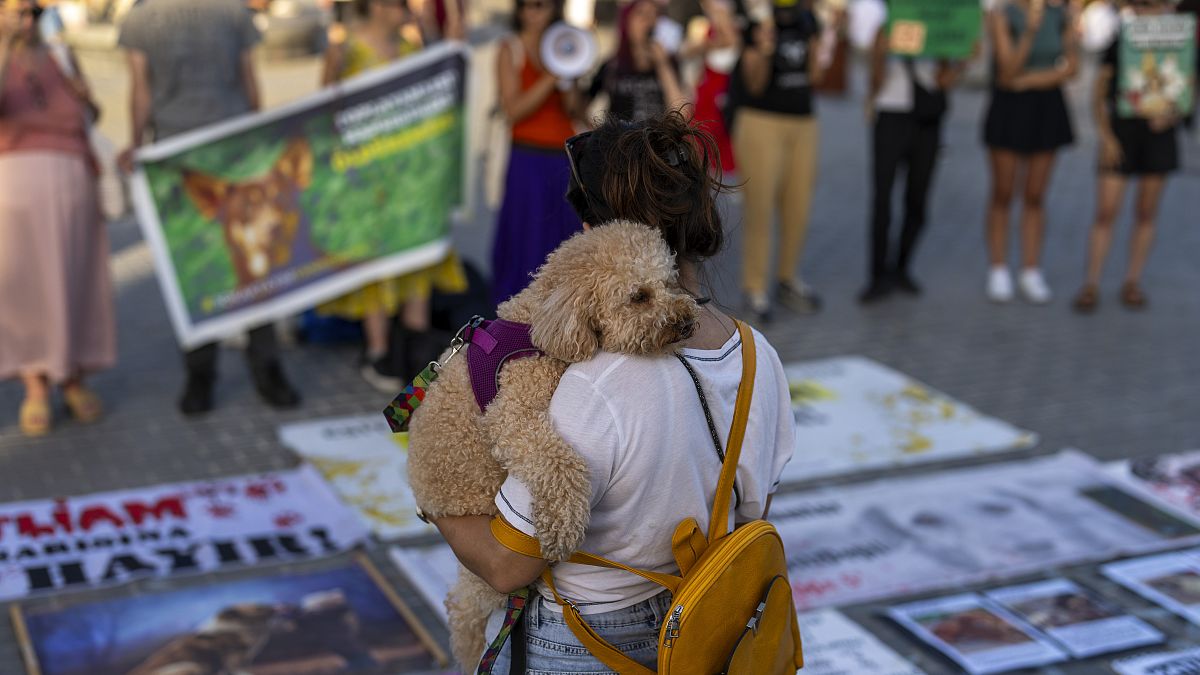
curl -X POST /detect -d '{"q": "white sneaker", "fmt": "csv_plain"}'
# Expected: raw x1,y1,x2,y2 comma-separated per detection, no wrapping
986,267,1014,303
1018,268,1052,305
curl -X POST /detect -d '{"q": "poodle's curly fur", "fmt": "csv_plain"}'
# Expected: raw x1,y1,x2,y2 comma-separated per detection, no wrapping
406,221,700,668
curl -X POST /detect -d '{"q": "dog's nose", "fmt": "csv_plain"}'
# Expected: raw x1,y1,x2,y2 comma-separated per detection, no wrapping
675,318,696,340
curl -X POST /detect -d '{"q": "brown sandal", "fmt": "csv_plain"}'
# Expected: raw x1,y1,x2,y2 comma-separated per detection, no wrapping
63,387,103,423
1120,281,1148,310
1072,285,1100,314
19,398,51,437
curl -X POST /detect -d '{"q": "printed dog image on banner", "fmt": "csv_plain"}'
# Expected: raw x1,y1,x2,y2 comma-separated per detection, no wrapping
11,557,449,675
182,139,324,291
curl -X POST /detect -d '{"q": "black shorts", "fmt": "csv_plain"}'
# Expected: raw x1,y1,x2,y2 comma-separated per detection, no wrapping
1106,117,1179,175
984,88,1075,154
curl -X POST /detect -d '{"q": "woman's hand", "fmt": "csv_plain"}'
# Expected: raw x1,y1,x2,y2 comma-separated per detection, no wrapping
752,22,775,55
650,40,671,69
1099,133,1122,170
1148,113,1178,134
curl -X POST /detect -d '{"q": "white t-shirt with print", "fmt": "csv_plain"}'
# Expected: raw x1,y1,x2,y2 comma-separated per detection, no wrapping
495,327,795,615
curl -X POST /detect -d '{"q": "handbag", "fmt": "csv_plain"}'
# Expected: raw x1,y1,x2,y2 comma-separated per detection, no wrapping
904,58,947,123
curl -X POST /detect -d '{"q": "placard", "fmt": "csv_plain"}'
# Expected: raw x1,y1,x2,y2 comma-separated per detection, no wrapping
1113,647,1200,675
887,0,982,59
1109,450,1200,521
1117,14,1196,118
1103,549,1200,626
798,608,926,675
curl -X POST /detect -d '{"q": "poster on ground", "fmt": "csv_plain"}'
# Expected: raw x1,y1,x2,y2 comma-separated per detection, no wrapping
130,43,467,348
886,593,1066,674
1108,450,1200,522
389,543,459,625
279,415,433,539
1113,647,1200,675
0,465,367,603
774,450,1200,610
1102,549,1200,626
781,356,1037,483
11,556,448,675
797,608,926,675
1117,14,1196,119
887,0,982,59
984,578,1163,658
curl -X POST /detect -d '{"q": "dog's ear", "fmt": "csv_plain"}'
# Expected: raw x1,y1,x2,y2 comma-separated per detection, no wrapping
274,138,314,190
182,171,229,220
529,281,599,363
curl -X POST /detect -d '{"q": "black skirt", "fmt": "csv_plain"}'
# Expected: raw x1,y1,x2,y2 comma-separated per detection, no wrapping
984,87,1075,154
1107,117,1179,175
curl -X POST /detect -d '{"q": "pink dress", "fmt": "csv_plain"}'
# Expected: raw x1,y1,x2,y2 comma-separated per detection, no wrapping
0,48,115,383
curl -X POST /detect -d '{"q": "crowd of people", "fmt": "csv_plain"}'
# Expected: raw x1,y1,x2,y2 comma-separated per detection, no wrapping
0,0,1195,438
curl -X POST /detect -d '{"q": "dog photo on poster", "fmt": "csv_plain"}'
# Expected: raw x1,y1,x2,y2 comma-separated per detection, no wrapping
11,557,449,675
130,43,468,348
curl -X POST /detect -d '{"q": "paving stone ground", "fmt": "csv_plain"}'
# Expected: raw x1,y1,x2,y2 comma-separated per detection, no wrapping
0,43,1197,673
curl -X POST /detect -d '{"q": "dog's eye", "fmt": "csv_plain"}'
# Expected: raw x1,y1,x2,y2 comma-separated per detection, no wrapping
630,289,650,304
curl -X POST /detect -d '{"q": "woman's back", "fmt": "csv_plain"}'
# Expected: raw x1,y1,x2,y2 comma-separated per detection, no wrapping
495,326,795,613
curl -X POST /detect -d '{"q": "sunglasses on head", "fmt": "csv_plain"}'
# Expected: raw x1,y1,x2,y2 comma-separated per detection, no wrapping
565,131,597,218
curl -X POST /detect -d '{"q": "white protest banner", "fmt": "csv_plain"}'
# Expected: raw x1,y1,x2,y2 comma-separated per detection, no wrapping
1114,647,1200,675
279,415,434,539
782,356,1037,482
1102,549,1200,626
0,465,367,602
985,578,1163,658
798,608,925,675
1108,451,1200,521
886,593,1066,674
390,543,459,625
775,451,1200,610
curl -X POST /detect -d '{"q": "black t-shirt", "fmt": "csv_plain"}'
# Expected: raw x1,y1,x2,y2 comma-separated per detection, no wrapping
737,10,821,116
589,59,678,122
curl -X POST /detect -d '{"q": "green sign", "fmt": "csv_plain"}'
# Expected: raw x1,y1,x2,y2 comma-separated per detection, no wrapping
887,0,982,60
130,45,467,348
1117,14,1196,119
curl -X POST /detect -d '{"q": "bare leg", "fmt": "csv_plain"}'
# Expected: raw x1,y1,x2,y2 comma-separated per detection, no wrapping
986,149,1019,267
1020,151,1057,269
362,309,390,358
1083,174,1127,287
400,294,432,332
1125,174,1166,285
21,372,49,404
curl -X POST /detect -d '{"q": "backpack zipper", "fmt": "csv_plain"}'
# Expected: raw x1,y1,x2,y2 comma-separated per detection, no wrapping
663,604,684,648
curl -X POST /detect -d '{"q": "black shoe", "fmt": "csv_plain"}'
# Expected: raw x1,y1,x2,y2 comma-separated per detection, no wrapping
250,362,301,409
858,278,894,305
777,280,822,315
179,375,215,416
893,272,922,295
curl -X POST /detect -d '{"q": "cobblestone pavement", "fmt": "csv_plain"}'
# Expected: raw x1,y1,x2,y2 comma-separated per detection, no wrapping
0,44,1197,673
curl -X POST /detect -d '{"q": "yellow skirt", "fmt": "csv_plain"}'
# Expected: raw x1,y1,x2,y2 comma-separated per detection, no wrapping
317,253,469,320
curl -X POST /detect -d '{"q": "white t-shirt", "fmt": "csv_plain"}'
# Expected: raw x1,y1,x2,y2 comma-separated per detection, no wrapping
495,328,795,614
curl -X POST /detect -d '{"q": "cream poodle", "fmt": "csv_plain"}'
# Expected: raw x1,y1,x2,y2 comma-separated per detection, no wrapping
406,220,700,668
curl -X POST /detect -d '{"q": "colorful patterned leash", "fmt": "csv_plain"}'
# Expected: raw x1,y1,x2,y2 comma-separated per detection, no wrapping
382,316,484,433
476,587,530,674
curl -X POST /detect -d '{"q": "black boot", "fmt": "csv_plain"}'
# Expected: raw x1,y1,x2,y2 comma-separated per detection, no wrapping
179,374,215,416
250,361,301,409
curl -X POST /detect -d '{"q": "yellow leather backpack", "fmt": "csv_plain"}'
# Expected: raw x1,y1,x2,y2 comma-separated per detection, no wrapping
493,320,804,674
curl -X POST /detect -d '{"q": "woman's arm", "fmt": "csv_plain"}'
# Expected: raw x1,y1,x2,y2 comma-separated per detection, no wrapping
741,23,775,98
652,43,689,111
320,40,345,87
432,515,548,594
808,35,827,87
240,48,261,112
497,39,558,124
990,5,1039,88
1093,63,1121,169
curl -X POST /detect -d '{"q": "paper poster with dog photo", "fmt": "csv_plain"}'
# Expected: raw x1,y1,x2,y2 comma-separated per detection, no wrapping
10,556,450,675
781,356,1037,483
1102,548,1200,627
130,43,467,348
984,578,1164,658
886,593,1067,674
1117,14,1196,119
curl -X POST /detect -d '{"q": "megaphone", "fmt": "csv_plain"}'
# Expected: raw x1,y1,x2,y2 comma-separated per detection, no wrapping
541,22,598,80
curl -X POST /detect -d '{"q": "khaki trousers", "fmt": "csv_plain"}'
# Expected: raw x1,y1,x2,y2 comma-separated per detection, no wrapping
733,109,819,295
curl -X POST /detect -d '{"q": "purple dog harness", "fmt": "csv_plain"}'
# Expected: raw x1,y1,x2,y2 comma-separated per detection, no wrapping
464,318,542,411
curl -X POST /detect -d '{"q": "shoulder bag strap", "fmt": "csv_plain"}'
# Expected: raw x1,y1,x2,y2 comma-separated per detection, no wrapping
707,320,755,543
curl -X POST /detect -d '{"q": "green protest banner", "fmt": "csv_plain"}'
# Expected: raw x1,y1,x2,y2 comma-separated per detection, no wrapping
1117,14,1196,119
887,0,981,60
130,44,467,348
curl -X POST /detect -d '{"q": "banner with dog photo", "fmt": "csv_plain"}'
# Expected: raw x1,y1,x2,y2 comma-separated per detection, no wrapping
0,465,367,603
781,356,1037,483
130,43,468,348
774,450,1200,611
10,556,449,675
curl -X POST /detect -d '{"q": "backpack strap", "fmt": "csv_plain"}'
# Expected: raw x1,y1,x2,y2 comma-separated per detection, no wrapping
707,320,756,542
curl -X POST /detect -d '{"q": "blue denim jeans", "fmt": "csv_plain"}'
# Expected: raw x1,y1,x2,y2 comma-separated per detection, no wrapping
485,590,672,674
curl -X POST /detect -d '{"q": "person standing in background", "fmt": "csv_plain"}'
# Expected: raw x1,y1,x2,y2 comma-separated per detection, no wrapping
860,0,970,304
0,0,114,436
119,0,301,415
683,0,739,173
318,0,468,391
982,0,1078,305
489,0,583,306
729,0,826,323
587,0,689,122
1072,0,1190,313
